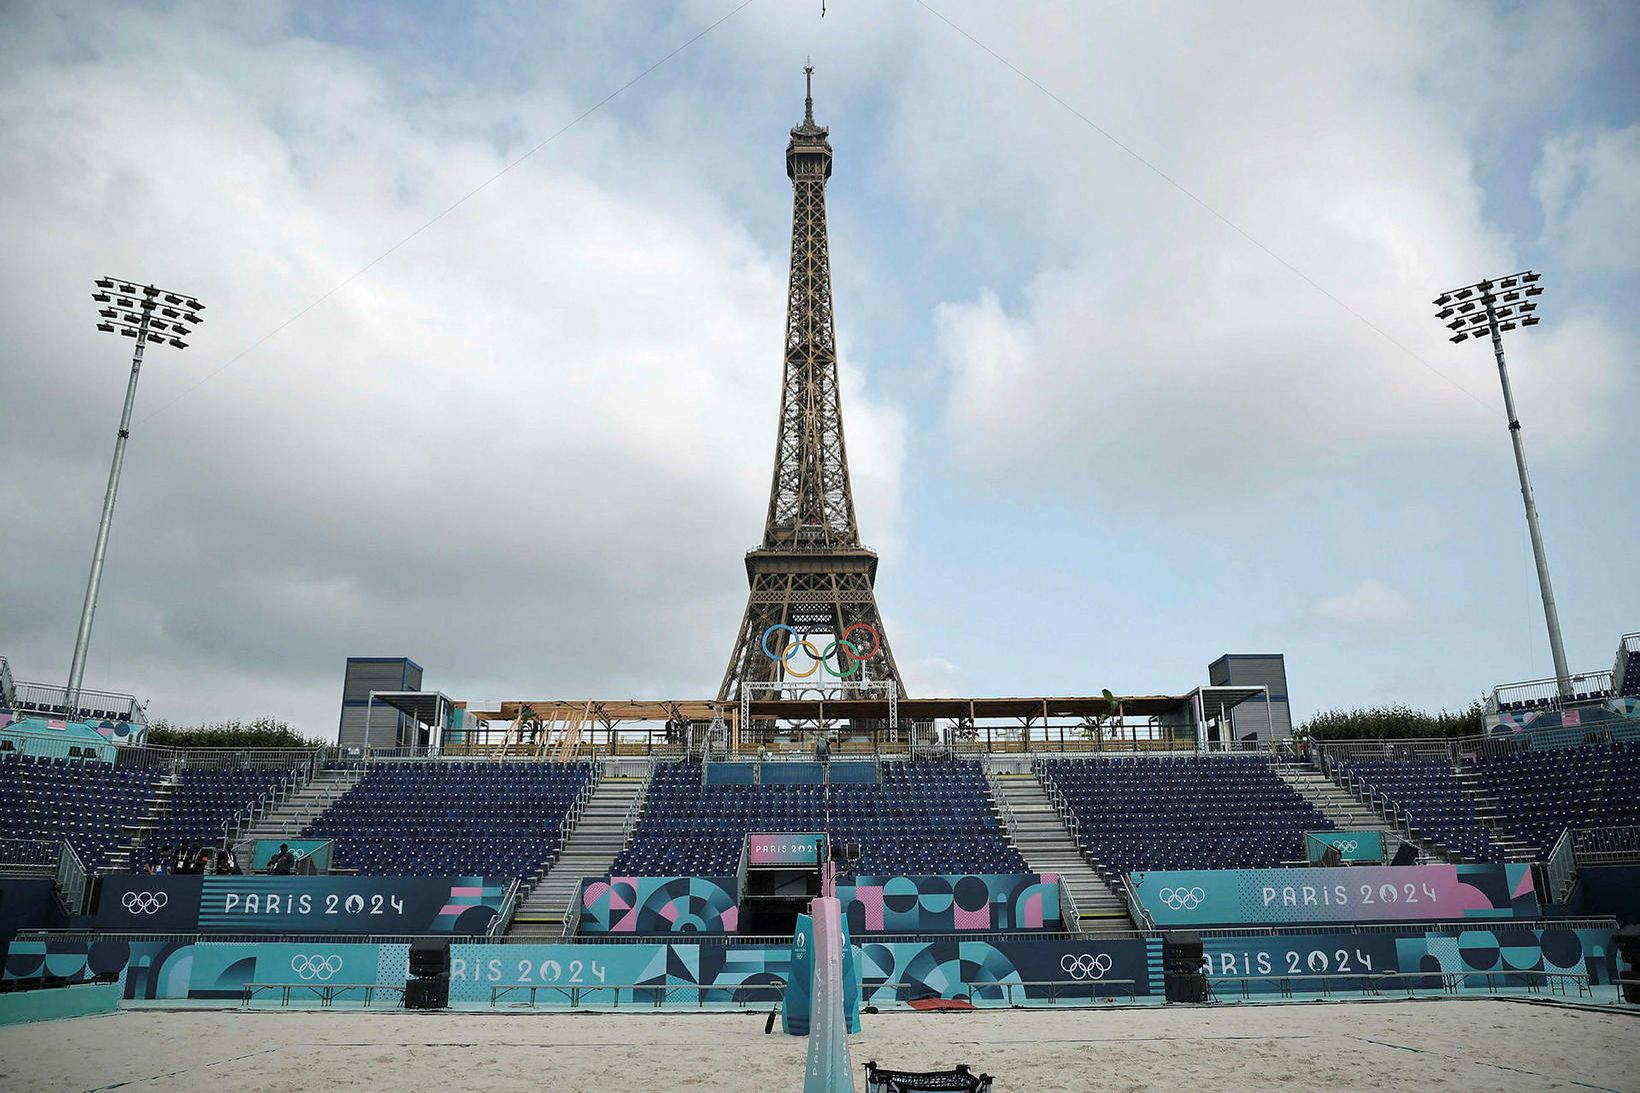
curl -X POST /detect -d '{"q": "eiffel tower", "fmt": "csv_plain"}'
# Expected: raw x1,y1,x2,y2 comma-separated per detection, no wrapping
718,67,905,702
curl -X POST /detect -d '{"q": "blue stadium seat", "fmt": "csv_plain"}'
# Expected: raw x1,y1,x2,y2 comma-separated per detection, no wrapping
1040,755,1332,873
1471,740,1640,854
0,753,163,870
611,760,1025,877
303,761,594,878
1332,757,1502,862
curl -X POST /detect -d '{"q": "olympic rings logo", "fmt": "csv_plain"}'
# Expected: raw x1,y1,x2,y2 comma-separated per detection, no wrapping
761,623,880,679
291,955,343,981
1157,887,1207,911
121,890,169,914
1060,953,1113,981
1334,839,1359,853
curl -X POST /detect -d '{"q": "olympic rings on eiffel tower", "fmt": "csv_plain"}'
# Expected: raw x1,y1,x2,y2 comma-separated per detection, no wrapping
761,622,880,678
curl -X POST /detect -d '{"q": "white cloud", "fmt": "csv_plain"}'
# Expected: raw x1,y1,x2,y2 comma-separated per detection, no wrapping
1533,125,1640,273
0,6,905,734
1309,580,1424,634
898,4,1623,506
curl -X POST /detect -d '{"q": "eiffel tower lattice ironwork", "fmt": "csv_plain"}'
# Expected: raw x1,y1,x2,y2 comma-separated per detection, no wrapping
718,67,904,702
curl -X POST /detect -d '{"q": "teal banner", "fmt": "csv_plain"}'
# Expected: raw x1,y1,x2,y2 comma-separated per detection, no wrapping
1304,831,1387,864
251,839,333,873
1128,863,1539,926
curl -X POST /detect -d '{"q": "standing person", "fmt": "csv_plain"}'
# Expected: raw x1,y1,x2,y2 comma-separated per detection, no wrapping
269,843,296,875
218,846,241,875
816,733,831,766
153,846,173,875
174,841,193,874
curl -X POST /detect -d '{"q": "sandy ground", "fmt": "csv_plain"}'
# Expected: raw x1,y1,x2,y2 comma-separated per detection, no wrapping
0,999,1636,1092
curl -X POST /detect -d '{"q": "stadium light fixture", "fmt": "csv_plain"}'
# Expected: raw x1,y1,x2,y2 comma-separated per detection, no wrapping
1432,270,1570,696
66,277,204,713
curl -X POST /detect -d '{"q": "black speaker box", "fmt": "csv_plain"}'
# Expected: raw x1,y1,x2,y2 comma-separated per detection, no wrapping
404,974,449,1010
1390,841,1421,866
1164,971,1209,1003
409,937,451,979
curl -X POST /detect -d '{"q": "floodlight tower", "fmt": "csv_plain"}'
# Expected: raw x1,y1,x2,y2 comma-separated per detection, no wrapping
1433,270,1569,695
66,278,204,711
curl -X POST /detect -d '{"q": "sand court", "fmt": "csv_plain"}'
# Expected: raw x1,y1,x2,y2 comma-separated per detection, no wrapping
1,998,1636,1092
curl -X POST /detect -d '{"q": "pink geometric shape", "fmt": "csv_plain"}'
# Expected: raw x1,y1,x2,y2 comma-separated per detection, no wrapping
952,902,989,930
1021,891,1044,929
852,885,885,931
583,881,610,907
721,906,739,932
448,886,483,897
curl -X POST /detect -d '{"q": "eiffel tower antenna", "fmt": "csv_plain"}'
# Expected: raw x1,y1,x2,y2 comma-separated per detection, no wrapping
718,65,905,702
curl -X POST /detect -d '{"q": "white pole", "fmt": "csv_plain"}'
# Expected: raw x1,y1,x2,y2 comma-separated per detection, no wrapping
1486,305,1571,694
66,306,152,712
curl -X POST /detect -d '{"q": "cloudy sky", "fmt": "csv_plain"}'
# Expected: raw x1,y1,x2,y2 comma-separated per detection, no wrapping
2,1,1636,738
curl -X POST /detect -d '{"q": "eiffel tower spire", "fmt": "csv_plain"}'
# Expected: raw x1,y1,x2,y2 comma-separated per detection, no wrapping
718,68,904,702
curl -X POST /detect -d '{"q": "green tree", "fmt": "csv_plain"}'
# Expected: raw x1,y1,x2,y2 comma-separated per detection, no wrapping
145,717,323,749
1298,701,1484,741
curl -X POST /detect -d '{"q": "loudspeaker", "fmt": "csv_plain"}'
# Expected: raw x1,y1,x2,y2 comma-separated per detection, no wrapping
1164,971,1209,1003
1390,841,1420,866
1615,926,1640,1005
409,937,451,979
404,974,449,1010
1162,931,1203,972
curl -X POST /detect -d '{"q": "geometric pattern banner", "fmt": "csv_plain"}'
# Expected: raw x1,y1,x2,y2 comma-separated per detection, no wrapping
580,877,740,934
1129,863,1539,927
5,927,1615,1006
837,874,1063,933
575,873,1066,935
1200,924,1618,996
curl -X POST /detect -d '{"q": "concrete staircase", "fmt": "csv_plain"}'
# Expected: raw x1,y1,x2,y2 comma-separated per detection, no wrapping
234,767,362,850
1451,767,1536,862
105,773,179,873
1275,764,1386,831
507,770,649,937
988,768,1133,936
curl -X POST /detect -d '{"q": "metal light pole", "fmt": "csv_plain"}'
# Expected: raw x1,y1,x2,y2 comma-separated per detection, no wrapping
66,278,204,712
1433,270,1570,695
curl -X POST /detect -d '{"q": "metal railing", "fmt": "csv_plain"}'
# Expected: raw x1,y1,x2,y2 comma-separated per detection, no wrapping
487,879,522,938
1207,969,1593,1001
223,765,318,849
1574,826,1640,863
1491,669,1615,714
559,878,586,940
6,677,147,724
1545,827,1576,903
55,840,89,915
0,837,60,869
242,982,405,1008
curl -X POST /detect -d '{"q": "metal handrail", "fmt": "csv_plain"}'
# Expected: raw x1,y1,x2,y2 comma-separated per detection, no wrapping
559,878,585,940
55,840,89,915
1545,827,1576,903
487,879,522,938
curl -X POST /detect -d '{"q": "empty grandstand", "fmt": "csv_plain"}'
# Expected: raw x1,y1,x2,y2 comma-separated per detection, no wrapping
302,760,594,878
0,755,161,871
1038,754,1332,875
612,760,1026,877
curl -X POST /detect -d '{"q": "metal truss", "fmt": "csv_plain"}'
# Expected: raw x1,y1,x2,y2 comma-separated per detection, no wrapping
719,71,905,703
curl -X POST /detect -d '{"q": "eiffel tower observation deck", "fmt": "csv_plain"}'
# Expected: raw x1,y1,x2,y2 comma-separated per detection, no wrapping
718,67,904,703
